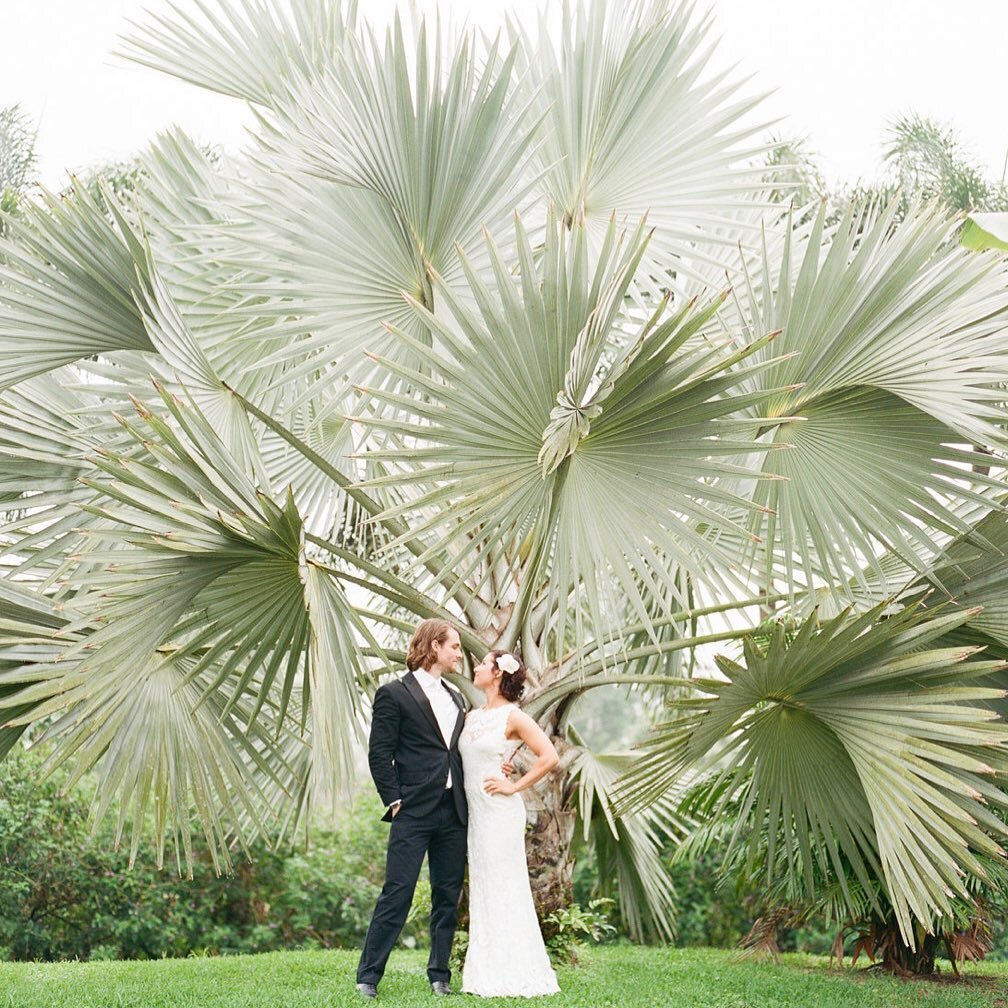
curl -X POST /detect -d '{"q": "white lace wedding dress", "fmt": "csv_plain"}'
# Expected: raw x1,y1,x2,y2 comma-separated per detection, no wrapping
458,702,560,997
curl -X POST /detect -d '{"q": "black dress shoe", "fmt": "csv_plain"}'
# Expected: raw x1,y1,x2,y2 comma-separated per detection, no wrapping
431,981,454,995
356,982,378,999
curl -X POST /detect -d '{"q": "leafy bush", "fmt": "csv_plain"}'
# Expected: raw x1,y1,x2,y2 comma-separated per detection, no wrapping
544,898,618,964
8,741,999,965
0,747,429,960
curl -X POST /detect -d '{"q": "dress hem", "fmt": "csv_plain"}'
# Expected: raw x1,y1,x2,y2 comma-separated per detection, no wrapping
462,986,560,998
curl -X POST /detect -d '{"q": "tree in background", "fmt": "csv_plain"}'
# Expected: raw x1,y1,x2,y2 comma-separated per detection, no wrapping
884,113,1008,214
0,104,37,231
2,0,1008,967
763,135,826,210
820,112,1008,226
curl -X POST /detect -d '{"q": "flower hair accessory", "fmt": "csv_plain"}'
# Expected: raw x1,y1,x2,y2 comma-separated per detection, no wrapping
496,653,520,675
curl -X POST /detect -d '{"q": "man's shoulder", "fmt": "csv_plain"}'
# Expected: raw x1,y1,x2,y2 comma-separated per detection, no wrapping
375,673,413,697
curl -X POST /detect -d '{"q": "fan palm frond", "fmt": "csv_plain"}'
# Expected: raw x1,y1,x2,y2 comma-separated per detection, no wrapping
728,198,1008,598
356,211,785,650
0,384,393,863
511,0,776,283
612,599,1008,943
118,0,359,106
180,12,543,387
0,180,153,389
571,744,689,941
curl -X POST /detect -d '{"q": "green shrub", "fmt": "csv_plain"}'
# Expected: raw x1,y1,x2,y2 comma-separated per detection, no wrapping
0,747,429,960
544,898,618,964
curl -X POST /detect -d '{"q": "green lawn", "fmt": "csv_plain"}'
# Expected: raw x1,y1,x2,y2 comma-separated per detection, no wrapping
2,946,1006,1008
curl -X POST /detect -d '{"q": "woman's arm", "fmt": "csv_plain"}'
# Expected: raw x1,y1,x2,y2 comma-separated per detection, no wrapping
483,709,558,796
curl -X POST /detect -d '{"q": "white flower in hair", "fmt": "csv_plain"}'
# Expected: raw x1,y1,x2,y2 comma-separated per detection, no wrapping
496,653,520,674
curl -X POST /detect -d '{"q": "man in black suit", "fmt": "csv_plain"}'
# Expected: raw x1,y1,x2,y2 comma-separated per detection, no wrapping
355,618,470,999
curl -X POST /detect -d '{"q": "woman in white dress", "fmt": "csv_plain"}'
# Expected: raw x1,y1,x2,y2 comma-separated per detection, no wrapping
458,650,561,998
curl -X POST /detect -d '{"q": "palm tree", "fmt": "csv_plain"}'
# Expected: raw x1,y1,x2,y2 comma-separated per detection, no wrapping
626,510,1008,970
830,112,1008,232
0,103,38,232
883,113,1008,215
2,0,1008,952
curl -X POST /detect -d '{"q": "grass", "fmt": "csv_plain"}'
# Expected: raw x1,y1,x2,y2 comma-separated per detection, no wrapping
1,946,1007,1008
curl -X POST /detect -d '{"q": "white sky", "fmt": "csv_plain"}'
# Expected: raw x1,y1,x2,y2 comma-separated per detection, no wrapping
5,0,1007,191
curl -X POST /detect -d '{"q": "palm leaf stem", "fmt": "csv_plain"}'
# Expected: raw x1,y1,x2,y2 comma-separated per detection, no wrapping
362,647,405,665
229,384,492,624
497,524,553,653
306,552,484,656
354,607,417,634
561,590,794,666
529,627,756,718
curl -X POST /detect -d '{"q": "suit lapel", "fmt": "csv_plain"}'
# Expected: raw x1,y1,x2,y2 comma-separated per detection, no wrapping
402,671,447,748
447,687,466,750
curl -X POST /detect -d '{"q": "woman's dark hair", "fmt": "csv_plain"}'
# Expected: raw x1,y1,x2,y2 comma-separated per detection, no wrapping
490,649,527,703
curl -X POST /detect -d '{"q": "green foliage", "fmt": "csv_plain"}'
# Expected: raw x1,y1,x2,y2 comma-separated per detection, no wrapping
884,114,1008,214
0,103,37,238
763,135,826,209
451,897,617,974
0,104,37,193
65,146,221,213
543,898,618,963
664,852,757,950
830,113,1008,227
615,599,1008,943
448,927,467,975
0,747,427,961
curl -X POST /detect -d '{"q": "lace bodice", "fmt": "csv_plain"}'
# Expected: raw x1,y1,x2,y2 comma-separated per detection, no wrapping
459,703,521,785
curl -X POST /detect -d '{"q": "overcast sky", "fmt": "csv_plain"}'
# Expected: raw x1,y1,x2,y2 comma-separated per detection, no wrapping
5,1,1007,191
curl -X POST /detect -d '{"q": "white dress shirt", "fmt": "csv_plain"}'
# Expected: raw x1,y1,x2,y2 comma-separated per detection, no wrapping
412,667,459,789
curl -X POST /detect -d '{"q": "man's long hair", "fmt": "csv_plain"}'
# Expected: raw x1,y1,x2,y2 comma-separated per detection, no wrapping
406,618,456,671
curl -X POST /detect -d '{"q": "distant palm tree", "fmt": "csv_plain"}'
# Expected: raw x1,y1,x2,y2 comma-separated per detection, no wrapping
884,113,1008,214
1,0,1008,954
826,112,1008,229
0,103,38,228
763,135,826,209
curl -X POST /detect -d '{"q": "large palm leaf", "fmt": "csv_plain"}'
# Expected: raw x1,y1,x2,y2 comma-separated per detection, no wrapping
178,13,542,386
612,599,1008,942
355,211,786,650
916,508,1008,656
510,0,776,283
118,0,359,106
0,180,154,388
570,741,691,942
724,198,1008,599
0,384,392,867
0,571,306,874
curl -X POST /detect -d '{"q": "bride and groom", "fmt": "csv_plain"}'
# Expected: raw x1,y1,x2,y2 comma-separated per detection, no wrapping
355,618,561,999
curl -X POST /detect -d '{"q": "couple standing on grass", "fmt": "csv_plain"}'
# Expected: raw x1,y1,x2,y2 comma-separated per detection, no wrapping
355,618,562,1000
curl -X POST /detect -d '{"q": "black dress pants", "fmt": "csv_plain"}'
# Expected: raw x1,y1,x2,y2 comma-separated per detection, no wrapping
357,788,468,986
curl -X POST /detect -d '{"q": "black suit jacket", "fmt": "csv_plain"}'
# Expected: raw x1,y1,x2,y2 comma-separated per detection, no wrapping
367,671,469,824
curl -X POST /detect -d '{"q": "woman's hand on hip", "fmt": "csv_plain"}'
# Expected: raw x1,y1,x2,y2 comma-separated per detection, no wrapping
483,776,517,796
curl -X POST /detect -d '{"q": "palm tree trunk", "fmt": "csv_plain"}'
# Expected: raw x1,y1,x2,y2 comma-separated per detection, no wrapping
523,736,576,938
871,915,941,975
